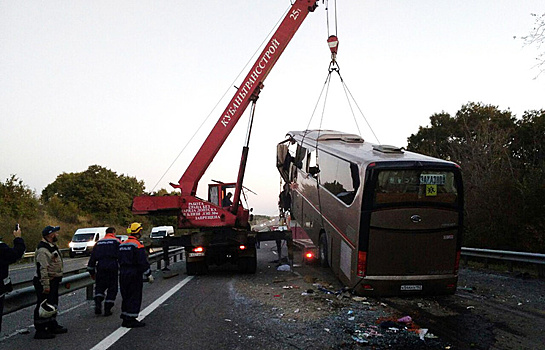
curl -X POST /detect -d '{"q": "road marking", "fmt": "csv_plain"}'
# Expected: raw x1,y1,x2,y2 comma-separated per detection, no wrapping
90,276,194,350
58,299,89,315
0,300,89,342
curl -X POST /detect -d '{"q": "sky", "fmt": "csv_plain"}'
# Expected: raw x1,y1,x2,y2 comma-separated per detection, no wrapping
1,0,544,216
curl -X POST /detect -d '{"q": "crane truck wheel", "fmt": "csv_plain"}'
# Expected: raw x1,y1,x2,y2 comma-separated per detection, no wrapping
186,260,208,275
237,256,257,274
237,246,257,274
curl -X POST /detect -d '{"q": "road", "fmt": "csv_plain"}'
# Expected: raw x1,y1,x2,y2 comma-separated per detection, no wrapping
2,242,545,349
8,257,89,284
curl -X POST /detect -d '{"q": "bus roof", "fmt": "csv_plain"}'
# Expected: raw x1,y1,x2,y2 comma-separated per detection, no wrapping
287,130,458,167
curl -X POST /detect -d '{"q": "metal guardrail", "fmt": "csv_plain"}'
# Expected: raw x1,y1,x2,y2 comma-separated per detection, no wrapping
4,246,543,315
22,248,71,262
460,247,545,277
3,247,184,315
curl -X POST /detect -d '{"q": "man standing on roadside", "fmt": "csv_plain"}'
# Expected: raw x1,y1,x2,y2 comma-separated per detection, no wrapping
0,225,26,333
87,227,120,316
119,222,153,328
33,225,68,339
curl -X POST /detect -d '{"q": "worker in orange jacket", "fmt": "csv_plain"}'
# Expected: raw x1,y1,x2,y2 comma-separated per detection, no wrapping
118,223,152,328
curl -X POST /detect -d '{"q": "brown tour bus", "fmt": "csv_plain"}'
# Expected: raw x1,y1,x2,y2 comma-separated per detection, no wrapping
277,130,463,296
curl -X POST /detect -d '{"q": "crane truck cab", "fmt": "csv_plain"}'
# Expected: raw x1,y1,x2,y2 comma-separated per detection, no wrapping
68,227,108,258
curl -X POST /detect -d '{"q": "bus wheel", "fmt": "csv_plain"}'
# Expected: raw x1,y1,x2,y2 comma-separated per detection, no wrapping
319,233,329,268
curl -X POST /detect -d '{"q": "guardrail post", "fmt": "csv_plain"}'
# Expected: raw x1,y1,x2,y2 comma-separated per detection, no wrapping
538,265,544,278
86,284,94,300
162,241,170,270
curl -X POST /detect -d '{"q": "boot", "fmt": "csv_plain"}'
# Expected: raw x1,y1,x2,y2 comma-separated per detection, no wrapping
104,303,113,316
122,318,146,328
49,325,68,334
34,330,55,339
94,296,103,315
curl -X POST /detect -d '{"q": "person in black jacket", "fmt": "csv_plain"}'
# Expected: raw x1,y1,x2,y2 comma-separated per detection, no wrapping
87,227,120,316
0,225,25,333
222,192,233,207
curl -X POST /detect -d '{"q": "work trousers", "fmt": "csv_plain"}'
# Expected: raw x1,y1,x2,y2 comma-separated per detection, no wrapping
95,269,118,305
33,276,61,331
119,271,143,320
0,295,4,333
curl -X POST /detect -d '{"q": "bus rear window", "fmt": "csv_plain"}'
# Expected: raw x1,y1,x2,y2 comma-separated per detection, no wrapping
375,170,458,205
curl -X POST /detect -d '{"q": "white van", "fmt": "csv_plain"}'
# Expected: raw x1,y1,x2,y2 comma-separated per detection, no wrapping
150,226,174,241
69,227,108,258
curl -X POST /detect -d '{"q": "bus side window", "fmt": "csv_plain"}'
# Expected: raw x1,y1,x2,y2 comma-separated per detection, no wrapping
307,149,317,176
318,153,359,205
350,163,360,191
308,165,320,177
295,145,306,170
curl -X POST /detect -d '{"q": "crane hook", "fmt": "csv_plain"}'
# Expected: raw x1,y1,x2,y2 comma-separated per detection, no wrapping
327,35,339,62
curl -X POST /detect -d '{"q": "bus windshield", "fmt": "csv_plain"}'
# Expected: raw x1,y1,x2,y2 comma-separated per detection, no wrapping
374,169,459,205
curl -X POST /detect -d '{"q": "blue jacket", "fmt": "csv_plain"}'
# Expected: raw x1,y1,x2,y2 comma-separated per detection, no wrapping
118,236,150,277
87,233,120,274
1,237,25,296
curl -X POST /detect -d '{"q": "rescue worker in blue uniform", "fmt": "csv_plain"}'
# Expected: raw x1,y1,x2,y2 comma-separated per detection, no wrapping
119,222,153,328
87,227,120,316
0,225,25,333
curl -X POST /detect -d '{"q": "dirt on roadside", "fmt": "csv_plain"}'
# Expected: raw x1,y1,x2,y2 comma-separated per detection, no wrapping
233,258,452,349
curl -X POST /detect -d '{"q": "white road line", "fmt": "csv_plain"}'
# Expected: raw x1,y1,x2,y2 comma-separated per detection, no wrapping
0,300,89,342
58,300,89,315
90,276,194,350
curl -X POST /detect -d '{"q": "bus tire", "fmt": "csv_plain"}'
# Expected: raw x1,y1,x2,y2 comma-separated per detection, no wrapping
319,233,329,268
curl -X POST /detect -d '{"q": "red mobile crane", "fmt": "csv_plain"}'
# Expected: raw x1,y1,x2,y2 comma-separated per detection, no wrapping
132,0,320,274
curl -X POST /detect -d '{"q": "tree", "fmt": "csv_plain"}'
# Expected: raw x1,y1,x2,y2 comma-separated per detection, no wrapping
0,175,44,249
520,12,545,78
0,175,40,220
42,165,146,224
407,103,527,251
511,110,545,251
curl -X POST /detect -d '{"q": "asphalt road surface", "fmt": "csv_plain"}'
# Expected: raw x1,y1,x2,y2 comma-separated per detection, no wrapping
2,242,545,349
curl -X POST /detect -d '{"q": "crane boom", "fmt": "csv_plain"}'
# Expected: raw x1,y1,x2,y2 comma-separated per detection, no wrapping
176,0,319,196
133,0,319,230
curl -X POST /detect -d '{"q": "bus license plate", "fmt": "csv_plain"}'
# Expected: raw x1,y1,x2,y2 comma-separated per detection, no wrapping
401,285,423,291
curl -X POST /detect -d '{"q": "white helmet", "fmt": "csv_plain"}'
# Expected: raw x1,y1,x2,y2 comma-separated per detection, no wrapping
39,299,58,318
